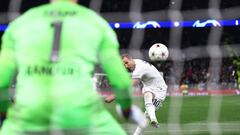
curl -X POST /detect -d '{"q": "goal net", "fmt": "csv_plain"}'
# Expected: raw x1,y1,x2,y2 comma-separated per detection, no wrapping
0,0,240,135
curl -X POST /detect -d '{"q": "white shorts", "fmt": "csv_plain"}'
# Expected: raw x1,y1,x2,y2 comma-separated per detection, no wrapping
142,87,167,110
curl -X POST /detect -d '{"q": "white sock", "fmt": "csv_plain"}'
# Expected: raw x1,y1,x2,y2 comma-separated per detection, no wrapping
133,112,150,135
133,126,144,135
144,92,157,122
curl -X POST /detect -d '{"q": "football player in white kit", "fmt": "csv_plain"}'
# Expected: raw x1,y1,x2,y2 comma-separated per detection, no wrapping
105,54,167,135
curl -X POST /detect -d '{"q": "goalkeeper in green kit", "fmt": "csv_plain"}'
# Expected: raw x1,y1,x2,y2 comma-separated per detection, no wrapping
0,0,146,135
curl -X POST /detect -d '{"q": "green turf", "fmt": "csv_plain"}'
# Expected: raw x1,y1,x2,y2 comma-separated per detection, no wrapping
104,95,240,135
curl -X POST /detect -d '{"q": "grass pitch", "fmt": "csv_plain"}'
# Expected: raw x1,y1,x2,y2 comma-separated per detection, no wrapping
104,95,240,135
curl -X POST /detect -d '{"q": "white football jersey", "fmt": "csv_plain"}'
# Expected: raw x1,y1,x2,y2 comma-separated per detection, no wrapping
132,59,167,91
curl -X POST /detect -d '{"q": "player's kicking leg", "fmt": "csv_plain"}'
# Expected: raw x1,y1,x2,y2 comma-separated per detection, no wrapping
143,92,159,128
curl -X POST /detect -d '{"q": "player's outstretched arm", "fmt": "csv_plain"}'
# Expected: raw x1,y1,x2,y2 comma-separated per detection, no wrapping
104,79,139,103
104,94,116,103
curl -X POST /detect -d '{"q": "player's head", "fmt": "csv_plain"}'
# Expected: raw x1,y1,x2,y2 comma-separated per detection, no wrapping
121,54,135,72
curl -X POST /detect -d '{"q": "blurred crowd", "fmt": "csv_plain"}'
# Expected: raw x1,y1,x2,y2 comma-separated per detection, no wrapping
156,58,238,90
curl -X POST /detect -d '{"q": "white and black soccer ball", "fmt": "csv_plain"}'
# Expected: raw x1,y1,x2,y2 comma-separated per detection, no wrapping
148,43,169,61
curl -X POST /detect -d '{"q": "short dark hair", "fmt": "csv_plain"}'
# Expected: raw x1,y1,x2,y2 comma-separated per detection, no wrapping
121,53,132,59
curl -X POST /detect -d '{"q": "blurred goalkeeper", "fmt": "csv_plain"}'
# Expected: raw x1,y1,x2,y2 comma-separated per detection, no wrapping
0,0,146,135
105,54,167,135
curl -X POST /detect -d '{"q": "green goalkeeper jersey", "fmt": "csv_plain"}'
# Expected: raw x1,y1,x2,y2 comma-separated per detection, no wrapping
0,1,131,134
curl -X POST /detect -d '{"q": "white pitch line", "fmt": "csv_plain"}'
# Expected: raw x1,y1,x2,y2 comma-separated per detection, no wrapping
122,122,240,134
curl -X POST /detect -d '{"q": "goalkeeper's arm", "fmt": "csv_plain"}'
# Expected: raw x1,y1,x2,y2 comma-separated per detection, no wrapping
99,48,132,110
0,25,17,114
98,21,132,110
98,29,147,127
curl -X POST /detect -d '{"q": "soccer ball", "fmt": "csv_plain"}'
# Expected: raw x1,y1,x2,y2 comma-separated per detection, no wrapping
148,43,169,61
